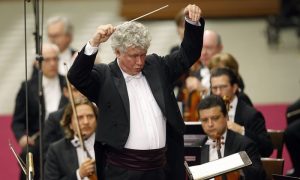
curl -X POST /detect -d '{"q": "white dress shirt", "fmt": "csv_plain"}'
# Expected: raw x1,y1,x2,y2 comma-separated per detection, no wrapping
42,75,61,119
119,66,166,150
58,48,74,75
228,95,238,122
72,133,95,180
206,130,227,162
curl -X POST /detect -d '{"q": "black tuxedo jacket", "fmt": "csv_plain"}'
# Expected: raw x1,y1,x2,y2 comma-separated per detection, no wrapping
68,19,205,180
43,108,65,155
199,130,266,180
234,99,273,157
12,75,67,141
44,138,79,180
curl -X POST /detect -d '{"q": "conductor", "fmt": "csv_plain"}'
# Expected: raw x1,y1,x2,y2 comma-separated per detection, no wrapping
68,4,204,180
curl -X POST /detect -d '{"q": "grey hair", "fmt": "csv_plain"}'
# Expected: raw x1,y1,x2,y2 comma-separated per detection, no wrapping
46,16,74,35
111,21,151,52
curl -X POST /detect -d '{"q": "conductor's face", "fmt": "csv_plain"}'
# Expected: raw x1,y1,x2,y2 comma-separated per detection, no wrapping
199,106,227,140
116,47,147,75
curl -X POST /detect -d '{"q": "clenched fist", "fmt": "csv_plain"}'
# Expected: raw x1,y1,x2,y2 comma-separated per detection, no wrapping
89,24,116,47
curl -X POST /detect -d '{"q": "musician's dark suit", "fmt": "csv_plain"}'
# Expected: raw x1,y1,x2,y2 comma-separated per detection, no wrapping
199,130,266,180
11,75,68,180
44,138,79,180
234,98,273,157
43,108,65,156
12,75,67,140
68,19,205,180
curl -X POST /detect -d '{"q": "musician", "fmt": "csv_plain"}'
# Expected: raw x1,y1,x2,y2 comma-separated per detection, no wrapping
11,43,68,180
44,98,97,180
47,16,77,75
198,95,266,179
210,68,273,157
68,4,204,180
43,84,85,156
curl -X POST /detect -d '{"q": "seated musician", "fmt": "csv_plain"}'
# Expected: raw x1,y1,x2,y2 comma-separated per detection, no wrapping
197,95,266,179
210,67,273,157
44,98,97,180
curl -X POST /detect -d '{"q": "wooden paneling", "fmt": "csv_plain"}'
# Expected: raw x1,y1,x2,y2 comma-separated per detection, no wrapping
120,0,280,20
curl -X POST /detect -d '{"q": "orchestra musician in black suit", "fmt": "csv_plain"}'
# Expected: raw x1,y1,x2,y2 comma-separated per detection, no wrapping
44,98,97,180
198,95,266,180
210,68,273,157
11,43,68,180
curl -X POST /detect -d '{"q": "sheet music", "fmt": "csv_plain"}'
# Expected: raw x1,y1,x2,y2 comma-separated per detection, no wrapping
188,151,251,180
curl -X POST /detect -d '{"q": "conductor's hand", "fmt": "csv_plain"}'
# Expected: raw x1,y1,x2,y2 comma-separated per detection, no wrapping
184,4,202,22
89,24,115,47
78,158,96,178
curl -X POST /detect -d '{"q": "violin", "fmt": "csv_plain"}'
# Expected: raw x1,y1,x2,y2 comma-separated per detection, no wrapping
183,89,201,121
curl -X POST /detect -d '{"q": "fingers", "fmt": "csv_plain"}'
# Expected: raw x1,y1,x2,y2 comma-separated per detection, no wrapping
90,24,116,47
79,158,96,178
184,4,202,22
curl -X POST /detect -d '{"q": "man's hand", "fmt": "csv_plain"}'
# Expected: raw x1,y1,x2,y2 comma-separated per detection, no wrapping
79,158,96,178
18,135,35,148
184,4,202,22
89,24,115,47
227,121,245,135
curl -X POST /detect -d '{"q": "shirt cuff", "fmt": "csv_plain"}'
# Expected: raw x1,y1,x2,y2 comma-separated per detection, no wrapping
84,41,99,55
185,17,201,26
241,126,245,136
76,169,83,180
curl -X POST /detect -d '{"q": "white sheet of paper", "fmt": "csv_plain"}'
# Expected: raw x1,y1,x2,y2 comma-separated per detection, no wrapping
189,152,247,180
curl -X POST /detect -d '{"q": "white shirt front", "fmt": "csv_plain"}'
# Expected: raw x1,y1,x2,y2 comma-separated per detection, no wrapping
42,75,61,119
228,95,238,122
206,130,227,162
119,65,166,150
58,48,74,75
72,133,95,180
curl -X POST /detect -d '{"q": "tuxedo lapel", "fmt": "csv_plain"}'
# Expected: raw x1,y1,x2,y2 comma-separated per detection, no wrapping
142,60,166,115
234,100,244,126
200,136,209,164
224,130,234,156
65,140,79,172
200,144,209,164
108,60,130,121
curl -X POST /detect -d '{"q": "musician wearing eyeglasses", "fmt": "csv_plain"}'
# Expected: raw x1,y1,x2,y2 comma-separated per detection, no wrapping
210,68,273,157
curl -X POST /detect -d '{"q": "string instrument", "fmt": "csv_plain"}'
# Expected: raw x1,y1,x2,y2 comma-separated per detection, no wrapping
183,89,201,121
214,96,241,180
64,64,97,180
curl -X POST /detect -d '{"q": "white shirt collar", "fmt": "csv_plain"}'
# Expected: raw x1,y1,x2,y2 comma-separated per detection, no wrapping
71,133,95,149
42,75,59,87
117,59,143,82
205,129,227,147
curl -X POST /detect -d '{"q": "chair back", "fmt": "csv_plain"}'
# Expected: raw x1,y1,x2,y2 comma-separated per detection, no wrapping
261,158,284,180
268,129,284,158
